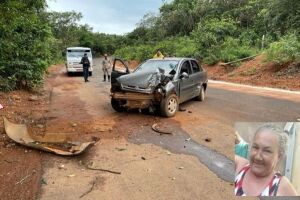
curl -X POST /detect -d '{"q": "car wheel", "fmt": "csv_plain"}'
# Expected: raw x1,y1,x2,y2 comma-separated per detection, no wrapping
111,98,125,112
196,86,205,101
160,94,178,117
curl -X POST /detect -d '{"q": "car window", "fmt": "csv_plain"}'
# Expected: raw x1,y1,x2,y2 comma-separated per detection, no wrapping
135,60,179,74
180,61,192,75
113,59,128,73
191,60,202,73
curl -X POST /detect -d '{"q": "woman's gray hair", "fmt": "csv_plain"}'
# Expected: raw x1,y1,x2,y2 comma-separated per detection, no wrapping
254,123,289,156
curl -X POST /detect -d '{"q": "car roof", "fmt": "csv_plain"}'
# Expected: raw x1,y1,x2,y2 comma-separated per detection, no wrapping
66,47,91,50
148,57,194,61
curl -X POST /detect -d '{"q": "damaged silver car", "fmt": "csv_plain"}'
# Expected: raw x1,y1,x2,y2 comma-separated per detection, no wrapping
110,58,208,117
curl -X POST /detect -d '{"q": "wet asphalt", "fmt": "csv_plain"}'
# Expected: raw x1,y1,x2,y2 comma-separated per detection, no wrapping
128,123,235,182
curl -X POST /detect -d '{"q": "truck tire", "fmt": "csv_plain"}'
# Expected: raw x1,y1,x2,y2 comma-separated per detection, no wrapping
160,94,178,117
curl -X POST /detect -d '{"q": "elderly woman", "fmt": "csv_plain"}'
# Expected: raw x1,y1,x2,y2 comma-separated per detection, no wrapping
235,124,298,196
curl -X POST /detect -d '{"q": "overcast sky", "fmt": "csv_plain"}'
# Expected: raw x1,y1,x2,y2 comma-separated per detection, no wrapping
46,0,165,35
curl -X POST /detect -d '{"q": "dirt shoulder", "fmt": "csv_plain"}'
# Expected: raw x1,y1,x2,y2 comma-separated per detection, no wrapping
0,64,62,200
204,55,300,91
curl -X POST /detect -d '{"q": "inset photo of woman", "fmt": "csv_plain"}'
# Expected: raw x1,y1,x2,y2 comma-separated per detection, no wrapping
234,122,299,196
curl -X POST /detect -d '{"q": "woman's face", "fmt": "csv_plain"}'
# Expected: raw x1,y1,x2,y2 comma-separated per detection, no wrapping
250,130,280,177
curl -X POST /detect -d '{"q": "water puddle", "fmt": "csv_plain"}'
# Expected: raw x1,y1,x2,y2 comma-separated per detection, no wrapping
128,122,234,182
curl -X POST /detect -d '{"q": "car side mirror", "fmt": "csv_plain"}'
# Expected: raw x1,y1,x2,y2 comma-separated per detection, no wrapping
180,72,189,79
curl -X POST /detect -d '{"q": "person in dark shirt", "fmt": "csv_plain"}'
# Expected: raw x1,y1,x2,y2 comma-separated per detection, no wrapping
80,53,90,82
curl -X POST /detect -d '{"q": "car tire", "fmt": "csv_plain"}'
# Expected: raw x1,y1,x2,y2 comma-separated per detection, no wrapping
160,94,178,117
196,86,205,101
111,98,125,112
67,72,72,76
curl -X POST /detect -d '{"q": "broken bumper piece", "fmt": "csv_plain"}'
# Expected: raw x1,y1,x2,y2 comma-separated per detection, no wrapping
3,117,97,156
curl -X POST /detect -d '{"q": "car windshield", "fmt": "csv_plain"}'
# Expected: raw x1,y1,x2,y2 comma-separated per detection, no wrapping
135,60,179,74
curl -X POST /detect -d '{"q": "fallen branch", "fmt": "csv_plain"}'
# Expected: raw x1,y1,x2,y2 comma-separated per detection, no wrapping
79,179,96,198
85,165,121,175
220,54,260,66
152,123,173,135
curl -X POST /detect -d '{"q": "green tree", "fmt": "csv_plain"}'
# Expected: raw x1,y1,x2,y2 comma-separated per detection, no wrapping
47,11,83,49
0,0,55,91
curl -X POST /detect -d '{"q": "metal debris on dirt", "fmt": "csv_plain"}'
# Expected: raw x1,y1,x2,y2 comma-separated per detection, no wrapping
83,161,121,175
151,123,173,135
115,147,126,151
79,177,98,198
3,117,98,156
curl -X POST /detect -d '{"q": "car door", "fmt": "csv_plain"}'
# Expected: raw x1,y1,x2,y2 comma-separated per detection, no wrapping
111,58,130,88
178,60,194,103
190,60,207,98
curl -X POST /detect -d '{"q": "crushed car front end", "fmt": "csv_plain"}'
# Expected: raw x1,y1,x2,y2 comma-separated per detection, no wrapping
110,61,178,112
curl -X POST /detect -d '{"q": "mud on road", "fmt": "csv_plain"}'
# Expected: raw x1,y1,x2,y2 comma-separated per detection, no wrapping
1,58,300,199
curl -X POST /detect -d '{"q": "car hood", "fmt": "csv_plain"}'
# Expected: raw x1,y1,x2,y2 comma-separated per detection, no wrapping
117,69,159,89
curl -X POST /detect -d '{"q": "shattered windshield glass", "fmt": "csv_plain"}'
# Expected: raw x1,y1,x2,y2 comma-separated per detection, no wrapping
135,60,179,74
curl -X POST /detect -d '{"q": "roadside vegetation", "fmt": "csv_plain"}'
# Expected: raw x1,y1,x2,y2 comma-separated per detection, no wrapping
116,0,300,65
0,0,299,91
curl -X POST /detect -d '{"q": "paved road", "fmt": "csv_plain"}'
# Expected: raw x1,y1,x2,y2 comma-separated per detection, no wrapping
39,58,300,200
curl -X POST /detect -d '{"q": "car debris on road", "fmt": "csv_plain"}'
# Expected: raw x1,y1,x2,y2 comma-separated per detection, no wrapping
3,117,98,156
151,123,173,135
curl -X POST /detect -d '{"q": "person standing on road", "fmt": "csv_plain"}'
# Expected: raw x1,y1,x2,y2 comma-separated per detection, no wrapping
102,53,112,82
80,53,90,82
153,49,164,59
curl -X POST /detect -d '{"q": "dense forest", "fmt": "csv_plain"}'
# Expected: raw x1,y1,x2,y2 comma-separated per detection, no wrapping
0,0,299,91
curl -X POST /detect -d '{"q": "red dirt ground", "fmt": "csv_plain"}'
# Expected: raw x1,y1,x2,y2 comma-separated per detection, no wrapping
0,65,60,200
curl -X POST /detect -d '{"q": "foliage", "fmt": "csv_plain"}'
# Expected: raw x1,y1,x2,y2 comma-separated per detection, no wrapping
1,0,300,91
265,33,300,64
202,37,257,65
119,0,300,66
192,18,239,59
115,36,197,62
0,0,53,91
47,11,83,49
